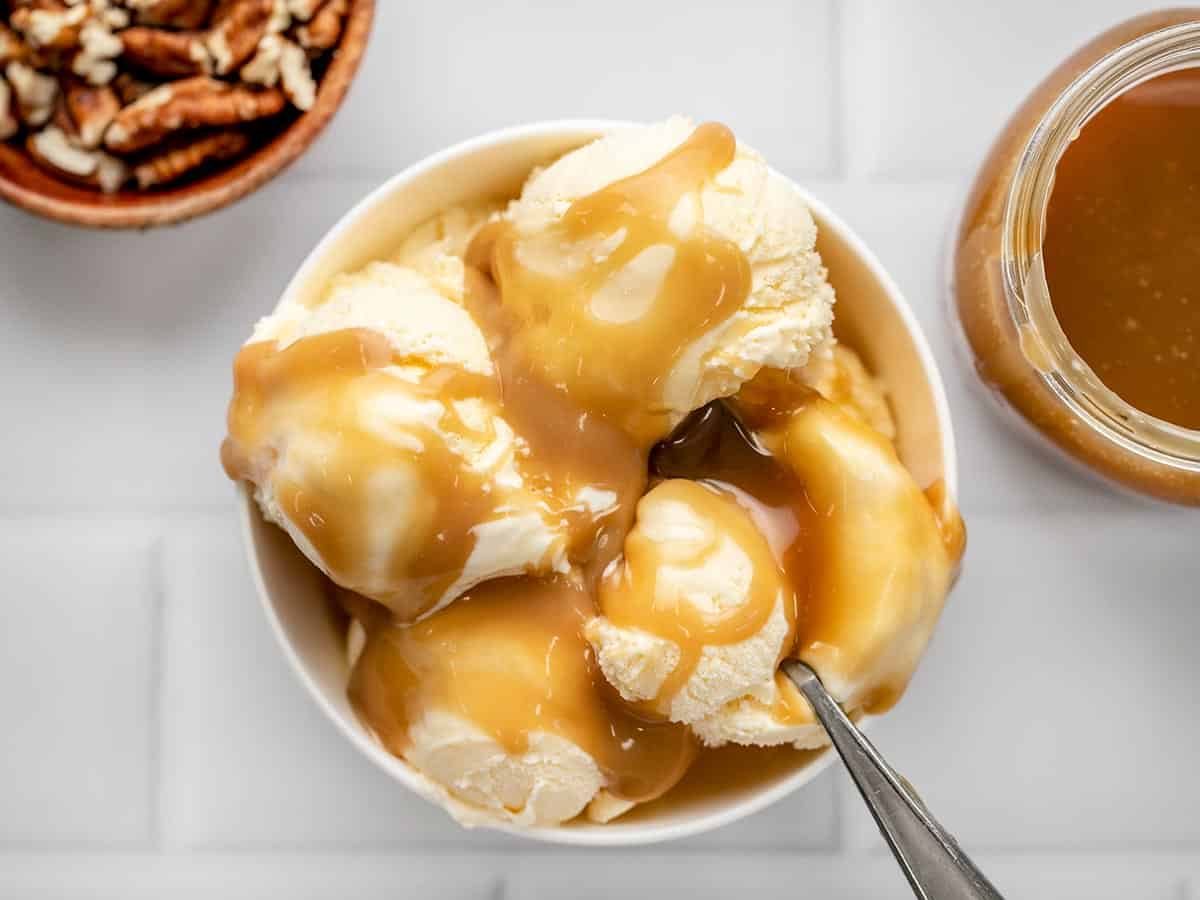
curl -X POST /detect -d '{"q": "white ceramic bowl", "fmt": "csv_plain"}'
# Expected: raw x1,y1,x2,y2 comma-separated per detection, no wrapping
237,120,959,846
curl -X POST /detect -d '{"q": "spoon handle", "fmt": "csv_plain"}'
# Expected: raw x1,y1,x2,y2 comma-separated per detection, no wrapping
782,660,1005,900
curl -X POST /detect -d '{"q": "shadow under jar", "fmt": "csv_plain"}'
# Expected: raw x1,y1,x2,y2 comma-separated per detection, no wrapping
953,10,1200,505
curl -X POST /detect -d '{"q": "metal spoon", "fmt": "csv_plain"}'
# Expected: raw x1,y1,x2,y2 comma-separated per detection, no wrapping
782,660,1005,900
653,405,1004,897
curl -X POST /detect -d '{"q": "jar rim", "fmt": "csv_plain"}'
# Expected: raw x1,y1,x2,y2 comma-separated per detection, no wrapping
1002,20,1200,472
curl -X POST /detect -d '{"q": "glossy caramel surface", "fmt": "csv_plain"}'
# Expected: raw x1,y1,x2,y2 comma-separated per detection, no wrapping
1045,68,1200,430
222,328,510,622
348,577,696,804
952,9,1200,503
474,122,750,446
597,479,798,716
657,396,962,716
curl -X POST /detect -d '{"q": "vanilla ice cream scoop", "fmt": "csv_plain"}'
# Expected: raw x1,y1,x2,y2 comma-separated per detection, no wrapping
479,117,835,446
769,397,961,711
392,200,503,299
222,260,568,621
586,479,797,726
348,577,694,827
693,396,962,748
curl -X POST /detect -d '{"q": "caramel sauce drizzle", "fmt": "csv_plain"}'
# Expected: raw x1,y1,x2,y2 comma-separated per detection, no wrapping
222,328,514,622
597,479,797,716
348,577,696,804
461,267,646,581
924,479,968,564
478,121,751,446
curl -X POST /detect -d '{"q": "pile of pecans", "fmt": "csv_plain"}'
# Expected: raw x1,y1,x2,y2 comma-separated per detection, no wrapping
0,0,347,192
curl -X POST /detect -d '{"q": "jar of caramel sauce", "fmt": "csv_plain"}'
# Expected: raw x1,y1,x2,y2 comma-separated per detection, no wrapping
953,10,1200,504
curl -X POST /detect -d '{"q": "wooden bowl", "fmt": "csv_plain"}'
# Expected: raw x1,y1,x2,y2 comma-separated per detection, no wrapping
0,0,374,229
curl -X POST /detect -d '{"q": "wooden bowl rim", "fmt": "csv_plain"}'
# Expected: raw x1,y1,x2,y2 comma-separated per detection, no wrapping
0,0,375,230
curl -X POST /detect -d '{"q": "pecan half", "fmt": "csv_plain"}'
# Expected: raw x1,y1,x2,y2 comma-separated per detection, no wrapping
241,31,312,109
27,123,128,191
10,1,88,50
276,35,313,110
206,0,271,75
121,26,212,77
133,127,248,187
125,0,214,30
295,0,344,50
5,59,56,125
62,77,118,148
70,18,124,85
239,31,281,86
104,75,284,152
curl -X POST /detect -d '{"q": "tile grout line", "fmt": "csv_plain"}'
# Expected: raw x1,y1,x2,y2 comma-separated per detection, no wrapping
826,0,846,180
836,0,873,181
0,505,234,519
147,531,168,851
2,847,1199,860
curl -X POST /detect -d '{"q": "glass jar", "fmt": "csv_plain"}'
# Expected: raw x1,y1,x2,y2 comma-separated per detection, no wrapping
952,10,1200,505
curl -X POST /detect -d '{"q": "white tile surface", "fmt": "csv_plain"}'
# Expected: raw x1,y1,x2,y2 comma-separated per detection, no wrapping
0,853,506,900
0,520,157,845
295,0,837,178
510,852,1191,900
160,517,507,847
842,0,1166,178
841,512,1200,850
511,852,901,899
0,851,1191,900
973,858,1187,900
0,174,381,512
2,0,1200,893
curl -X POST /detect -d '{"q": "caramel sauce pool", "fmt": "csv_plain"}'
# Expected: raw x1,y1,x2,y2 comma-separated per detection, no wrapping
348,578,696,804
1044,68,1200,430
462,266,645,580
649,402,816,726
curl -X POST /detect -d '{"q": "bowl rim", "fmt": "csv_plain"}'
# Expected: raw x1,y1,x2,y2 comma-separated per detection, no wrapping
0,0,375,230
237,118,960,847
